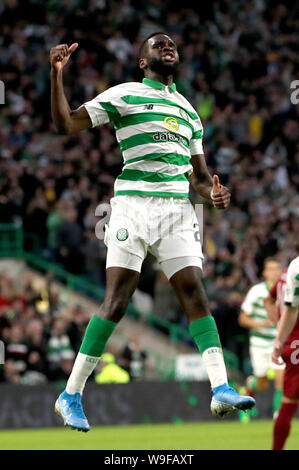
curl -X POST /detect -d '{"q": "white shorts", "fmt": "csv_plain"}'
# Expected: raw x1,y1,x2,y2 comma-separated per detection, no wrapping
105,195,203,279
250,346,285,378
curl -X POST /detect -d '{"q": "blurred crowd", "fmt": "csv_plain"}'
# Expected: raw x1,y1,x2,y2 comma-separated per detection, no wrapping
0,270,147,384
0,0,299,370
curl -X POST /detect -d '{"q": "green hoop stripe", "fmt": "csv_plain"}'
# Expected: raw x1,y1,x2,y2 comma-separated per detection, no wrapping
192,130,203,139
114,189,189,197
251,313,267,320
252,302,265,309
114,112,194,133
99,102,121,123
124,152,190,167
121,95,199,120
117,169,189,183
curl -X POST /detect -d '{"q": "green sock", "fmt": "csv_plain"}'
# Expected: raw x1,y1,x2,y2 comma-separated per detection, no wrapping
249,376,258,392
273,389,283,413
189,315,222,353
79,315,116,357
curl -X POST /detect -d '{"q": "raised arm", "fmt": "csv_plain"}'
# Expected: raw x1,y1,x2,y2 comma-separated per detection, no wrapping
190,154,231,209
50,43,92,135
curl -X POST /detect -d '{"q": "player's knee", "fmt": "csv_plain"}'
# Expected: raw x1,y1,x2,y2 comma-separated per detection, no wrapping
180,280,210,318
180,279,197,297
101,295,129,322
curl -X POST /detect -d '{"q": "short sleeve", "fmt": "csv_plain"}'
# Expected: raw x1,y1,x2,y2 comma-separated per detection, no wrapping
241,286,257,315
82,87,122,128
189,117,204,155
284,259,299,307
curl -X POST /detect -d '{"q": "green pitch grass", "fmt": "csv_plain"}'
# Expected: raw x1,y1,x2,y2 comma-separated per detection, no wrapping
0,420,298,450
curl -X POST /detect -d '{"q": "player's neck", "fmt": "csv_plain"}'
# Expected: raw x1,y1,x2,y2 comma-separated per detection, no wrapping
144,71,174,86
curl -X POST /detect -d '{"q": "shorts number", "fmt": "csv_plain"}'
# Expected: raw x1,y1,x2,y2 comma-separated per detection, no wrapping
193,223,200,242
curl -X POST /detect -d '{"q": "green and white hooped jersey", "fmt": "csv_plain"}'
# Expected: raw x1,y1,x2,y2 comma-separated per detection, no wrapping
241,282,277,349
83,78,204,198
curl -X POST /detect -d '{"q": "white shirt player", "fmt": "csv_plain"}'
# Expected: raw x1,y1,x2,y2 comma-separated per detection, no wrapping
241,282,277,350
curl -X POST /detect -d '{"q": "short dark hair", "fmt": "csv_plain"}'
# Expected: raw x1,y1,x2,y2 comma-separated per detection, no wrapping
264,257,280,267
139,32,171,59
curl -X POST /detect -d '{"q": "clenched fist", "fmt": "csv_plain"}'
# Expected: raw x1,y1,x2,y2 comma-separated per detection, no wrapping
50,43,78,72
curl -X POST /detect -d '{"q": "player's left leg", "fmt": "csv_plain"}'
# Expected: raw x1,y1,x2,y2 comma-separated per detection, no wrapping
55,264,141,431
273,368,284,419
272,361,299,449
166,262,255,416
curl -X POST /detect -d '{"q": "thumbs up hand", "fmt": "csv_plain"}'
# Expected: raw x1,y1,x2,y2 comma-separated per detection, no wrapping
210,175,231,209
50,43,79,72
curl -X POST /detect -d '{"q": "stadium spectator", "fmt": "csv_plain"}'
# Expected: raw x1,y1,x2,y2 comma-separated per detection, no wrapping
6,323,28,375
2,359,22,384
46,317,75,380
119,335,147,381
24,318,48,378
95,352,130,384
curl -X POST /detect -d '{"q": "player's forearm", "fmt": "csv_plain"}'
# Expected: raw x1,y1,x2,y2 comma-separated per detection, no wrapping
238,312,263,329
276,306,298,346
51,68,72,134
190,172,213,200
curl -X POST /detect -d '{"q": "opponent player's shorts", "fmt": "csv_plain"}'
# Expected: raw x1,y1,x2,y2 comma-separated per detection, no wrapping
250,345,285,378
105,195,204,279
282,345,299,399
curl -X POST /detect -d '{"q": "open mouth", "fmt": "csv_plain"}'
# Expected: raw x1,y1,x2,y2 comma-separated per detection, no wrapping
162,53,175,61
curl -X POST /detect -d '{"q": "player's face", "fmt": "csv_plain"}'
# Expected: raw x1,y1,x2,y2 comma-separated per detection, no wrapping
263,261,281,285
141,34,179,75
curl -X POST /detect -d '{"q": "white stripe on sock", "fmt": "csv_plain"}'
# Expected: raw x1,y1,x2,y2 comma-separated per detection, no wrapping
66,352,100,395
201,347,228,389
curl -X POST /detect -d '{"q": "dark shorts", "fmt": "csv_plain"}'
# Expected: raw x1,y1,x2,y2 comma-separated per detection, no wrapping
282,346,299,399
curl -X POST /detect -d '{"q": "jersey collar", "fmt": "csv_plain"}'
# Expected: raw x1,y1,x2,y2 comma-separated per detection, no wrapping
142,78,176,92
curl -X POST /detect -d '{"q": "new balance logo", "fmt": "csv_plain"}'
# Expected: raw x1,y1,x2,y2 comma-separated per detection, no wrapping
145,104,154,110
86,357,99,364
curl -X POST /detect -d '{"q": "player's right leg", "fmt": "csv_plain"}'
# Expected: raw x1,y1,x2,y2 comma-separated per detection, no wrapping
55,263,140,431
272,361,299,449
168,265,255,417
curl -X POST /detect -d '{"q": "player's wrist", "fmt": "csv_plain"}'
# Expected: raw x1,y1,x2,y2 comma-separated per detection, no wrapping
51,66,62,77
